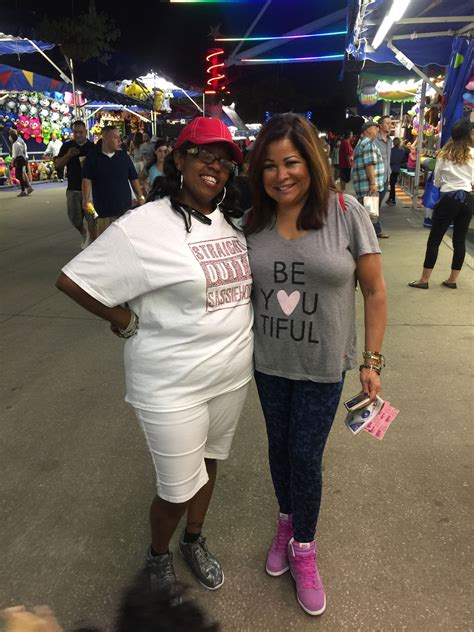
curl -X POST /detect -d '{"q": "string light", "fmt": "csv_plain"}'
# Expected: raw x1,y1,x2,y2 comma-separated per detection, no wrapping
206,48,227,91
241,54,345,63
215,30,347,42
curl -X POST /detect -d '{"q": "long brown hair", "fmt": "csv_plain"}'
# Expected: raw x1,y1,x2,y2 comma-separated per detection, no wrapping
246,114,335,234
438,118,472,165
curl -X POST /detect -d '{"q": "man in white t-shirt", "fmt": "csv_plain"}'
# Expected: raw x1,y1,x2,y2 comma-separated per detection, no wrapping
43,132,64,180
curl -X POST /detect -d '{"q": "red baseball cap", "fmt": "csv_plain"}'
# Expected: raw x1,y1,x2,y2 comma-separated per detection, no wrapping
175,117,243,164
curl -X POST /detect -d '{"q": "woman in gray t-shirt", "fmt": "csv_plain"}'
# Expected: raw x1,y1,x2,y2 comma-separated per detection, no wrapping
246,114,387,617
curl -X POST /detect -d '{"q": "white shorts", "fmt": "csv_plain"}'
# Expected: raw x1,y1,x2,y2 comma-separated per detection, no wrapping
134,383,250,504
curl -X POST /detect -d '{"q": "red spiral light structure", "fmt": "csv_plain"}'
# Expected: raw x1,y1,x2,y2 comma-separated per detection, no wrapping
206,48,226,94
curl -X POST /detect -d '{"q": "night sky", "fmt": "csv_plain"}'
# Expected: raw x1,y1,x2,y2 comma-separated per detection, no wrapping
1,0,355,127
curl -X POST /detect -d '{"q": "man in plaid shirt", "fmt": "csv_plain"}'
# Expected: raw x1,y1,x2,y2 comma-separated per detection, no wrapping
353,121,389,238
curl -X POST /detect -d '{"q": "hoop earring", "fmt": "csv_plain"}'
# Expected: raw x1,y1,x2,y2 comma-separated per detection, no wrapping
216,186,227,206
179,172,184,189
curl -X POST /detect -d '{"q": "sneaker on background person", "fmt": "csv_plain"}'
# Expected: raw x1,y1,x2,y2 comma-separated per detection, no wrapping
179,530,224,590
288,538,326,616
266,513,293,576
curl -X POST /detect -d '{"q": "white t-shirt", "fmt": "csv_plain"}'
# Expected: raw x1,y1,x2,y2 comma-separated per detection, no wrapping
12,138,28,160
434,148,474,193
62,197,254,412
45,138,62,157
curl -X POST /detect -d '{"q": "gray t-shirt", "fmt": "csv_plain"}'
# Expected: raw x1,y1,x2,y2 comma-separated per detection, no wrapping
247,193,381,383
375,133,393,183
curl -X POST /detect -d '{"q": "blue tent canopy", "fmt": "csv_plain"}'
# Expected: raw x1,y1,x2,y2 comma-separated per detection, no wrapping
0,35,56,57
347,0,474,67
0,63,69,92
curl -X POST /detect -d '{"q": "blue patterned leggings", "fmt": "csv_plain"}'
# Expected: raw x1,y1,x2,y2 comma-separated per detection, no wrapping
255,371,345,542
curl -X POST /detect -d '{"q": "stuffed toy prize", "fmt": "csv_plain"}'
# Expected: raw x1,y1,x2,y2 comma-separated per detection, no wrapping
6,96,17,112
30,118,42,143
18,115,30,137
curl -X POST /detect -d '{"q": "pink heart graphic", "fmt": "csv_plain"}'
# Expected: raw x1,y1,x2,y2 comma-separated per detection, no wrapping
276,290,301,316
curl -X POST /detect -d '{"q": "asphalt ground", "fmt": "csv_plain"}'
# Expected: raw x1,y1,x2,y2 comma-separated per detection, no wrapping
1,183,472,631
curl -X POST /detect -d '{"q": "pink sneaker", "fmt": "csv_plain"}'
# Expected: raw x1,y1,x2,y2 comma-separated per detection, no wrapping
288,538,326,616
265,513,293,576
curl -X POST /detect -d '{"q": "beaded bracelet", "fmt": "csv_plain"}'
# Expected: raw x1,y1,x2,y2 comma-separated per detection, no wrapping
118,310,139,339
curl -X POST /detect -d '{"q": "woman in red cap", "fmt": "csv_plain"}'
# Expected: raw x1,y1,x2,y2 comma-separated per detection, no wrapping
56,117,253,601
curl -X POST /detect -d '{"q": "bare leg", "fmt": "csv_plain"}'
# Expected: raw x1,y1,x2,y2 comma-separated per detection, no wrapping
88,223,97,242
186,459,217,534
445,269,461,284
150,495,188,555
417,267,433,283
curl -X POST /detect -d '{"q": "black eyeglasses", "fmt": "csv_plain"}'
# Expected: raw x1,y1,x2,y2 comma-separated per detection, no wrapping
186,147,237,174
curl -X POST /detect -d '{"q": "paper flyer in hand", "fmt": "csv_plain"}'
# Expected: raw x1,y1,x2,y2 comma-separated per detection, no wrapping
344,396,399,439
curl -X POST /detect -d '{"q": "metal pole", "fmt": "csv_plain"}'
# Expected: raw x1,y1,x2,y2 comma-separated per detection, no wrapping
69,57,79,120
203,93,206,117
399,101,404,138
413,80,426,209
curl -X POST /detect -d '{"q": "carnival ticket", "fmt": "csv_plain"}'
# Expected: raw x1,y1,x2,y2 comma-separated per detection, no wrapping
362,402,400,440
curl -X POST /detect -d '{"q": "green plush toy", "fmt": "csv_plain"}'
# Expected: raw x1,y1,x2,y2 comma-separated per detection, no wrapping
41,120,52,145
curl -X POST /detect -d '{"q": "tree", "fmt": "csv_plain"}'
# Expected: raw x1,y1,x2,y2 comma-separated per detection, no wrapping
37,2,120,62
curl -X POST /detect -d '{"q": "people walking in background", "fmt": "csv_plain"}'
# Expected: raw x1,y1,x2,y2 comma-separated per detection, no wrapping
43,132,64,181
386,137,407,205
374,115,393,209
141,139,168,193
82,126,144,241
140,131,155,164
130,131,145,174
9,130,33,197
338,130,354,191
409,118,473,290
352,121,389,238
407,142,417,170
246,113,387,617
56,117,252,604
55,120,96,249
330,137,340,183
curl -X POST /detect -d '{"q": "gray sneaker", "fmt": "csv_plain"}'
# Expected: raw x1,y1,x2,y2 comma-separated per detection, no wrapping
145,548,181,605
179,532,224,590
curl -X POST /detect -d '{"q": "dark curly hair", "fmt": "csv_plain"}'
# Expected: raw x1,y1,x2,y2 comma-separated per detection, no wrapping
146,144,243,232
71,573,220,632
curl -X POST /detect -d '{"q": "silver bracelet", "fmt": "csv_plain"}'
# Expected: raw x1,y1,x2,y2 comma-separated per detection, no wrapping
117,310,139,338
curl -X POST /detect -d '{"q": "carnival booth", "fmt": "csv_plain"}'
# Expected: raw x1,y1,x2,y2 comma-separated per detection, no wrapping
347,0,473,207
0,64,80,184
98,72,203,139
357,70,445,198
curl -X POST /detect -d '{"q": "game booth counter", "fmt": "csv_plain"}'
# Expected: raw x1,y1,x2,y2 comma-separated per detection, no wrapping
346,0,474,209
